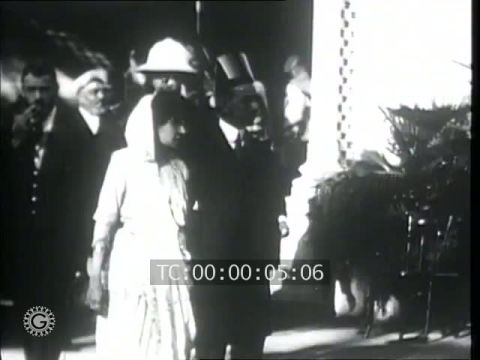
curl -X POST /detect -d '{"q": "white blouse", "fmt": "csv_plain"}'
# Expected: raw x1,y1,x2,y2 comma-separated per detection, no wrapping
92,148,189,292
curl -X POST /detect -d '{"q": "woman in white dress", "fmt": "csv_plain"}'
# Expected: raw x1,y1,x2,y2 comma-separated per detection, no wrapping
86,91,195,360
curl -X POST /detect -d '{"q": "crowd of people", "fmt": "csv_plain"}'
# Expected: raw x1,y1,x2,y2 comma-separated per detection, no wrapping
1,36,311,360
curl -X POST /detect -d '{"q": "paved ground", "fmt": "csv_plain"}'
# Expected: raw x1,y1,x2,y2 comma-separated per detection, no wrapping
263,326,471,359
1,318,471,359
1,327,471,359
1,294,471,359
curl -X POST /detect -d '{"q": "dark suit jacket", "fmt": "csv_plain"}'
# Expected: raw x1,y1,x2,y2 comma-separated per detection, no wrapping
184,113,285,262
180,108,286,338
69,109,125,270
1,101,85,305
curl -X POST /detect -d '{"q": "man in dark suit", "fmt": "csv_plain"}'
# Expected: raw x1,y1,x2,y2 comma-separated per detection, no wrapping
187,53,287,360
70,68,125,277
1,60,84,359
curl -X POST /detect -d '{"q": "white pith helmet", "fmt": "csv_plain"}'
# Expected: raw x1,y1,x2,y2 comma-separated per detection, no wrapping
136,37,200,74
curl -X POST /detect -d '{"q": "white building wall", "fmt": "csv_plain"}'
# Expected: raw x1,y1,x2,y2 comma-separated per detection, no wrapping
279,1,471,302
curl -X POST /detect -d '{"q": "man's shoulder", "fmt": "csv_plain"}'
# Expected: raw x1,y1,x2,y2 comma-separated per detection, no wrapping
1,103,14,132
1,98,27,129
55,101,78,117
54,102,84,130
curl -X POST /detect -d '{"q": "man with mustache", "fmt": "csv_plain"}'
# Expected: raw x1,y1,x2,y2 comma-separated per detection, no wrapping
2,60,83,359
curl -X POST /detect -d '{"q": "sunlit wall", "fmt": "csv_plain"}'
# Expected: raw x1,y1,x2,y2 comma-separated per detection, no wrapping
349,0,471,162
280,0,471,307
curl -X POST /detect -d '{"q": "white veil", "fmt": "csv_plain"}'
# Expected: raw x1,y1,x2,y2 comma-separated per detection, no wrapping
124,93,156,161
124,92,189,229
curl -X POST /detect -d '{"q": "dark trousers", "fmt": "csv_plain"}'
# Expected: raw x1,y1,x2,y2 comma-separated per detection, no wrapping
192,285,269,359
23,334,63,360
13,301,68,360
195,328,266,360
12,271,71,360
280,139,308,192
230,334,266,360
192,285,228,359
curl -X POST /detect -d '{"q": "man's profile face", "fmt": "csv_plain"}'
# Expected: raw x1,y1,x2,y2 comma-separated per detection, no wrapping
78,81,112,116
22,74,58,118
225,95,262,129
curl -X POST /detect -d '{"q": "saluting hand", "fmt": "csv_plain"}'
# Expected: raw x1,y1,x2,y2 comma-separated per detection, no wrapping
278,215,290,238
11,104,42,148
128,50,146,86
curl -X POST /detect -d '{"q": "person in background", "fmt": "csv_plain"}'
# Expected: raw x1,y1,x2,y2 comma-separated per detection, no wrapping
282,55,311,185
1,59,82,360
283,54,311,141
71,68,125,287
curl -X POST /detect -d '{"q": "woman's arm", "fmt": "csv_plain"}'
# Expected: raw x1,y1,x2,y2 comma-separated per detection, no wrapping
86,223,115,312
86,151,125,311
90,223,115,280
178,226,191,261
166,159,191,261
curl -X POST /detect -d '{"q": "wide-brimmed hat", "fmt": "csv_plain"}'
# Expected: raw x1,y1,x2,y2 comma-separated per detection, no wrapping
136,37,200,74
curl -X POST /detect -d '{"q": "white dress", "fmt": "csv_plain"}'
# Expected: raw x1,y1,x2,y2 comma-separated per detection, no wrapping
93,148,195,360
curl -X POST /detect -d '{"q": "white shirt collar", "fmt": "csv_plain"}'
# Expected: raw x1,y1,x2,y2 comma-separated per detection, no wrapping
219,118,240,149
33,106,57,170
79,107,100,135
43,106,57,133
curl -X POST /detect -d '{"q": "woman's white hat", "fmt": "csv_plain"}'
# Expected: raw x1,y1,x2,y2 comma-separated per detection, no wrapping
136,38,199,74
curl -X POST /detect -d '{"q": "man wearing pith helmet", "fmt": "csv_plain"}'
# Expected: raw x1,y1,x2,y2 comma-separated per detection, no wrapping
127,37,216,154
129,37,207,103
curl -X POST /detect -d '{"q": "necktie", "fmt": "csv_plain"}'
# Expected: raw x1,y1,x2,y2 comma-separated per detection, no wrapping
234,131,247,159
234,131,243,149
